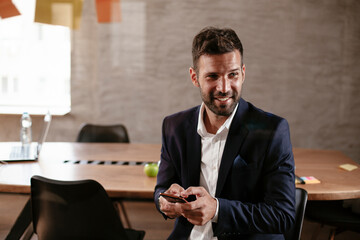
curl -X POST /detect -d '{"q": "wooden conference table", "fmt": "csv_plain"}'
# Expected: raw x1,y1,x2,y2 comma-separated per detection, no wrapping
1,142,360,200
0,142,161,240
0,142,160,199
1,142,359,239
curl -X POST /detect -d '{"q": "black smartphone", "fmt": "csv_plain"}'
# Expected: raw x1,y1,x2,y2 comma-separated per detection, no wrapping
160,193,188,203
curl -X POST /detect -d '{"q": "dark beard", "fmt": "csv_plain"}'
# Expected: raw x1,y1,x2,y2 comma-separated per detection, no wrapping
201,90,240,116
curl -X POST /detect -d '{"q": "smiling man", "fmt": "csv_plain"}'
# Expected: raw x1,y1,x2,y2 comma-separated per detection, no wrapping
154,27,295,240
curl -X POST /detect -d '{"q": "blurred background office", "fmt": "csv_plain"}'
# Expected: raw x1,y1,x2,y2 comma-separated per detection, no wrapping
0,0,359,163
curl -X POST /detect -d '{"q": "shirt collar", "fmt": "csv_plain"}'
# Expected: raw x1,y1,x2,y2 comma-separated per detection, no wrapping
197,102,239,138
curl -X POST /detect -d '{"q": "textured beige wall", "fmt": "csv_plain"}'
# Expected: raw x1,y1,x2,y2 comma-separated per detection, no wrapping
1,0,359,162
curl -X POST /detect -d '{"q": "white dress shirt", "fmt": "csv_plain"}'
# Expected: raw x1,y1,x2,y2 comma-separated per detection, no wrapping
189,103,238,240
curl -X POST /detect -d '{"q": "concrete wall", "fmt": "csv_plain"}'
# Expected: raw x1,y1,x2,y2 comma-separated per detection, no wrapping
1,0,359,162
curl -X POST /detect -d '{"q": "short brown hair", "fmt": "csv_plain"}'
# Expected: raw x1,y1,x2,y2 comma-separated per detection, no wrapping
192,27,244,71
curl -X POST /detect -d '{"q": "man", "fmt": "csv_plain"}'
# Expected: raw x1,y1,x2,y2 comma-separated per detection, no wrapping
154,27,295,240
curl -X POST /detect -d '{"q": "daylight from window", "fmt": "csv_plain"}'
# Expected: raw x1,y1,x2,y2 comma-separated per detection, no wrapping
0,0,71,115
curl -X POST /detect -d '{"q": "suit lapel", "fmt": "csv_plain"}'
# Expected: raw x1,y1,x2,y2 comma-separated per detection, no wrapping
185,106,201,188
215,99,249,197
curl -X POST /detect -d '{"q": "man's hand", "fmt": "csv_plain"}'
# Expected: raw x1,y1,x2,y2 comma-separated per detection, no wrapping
159,183,185,219
180,186,217,226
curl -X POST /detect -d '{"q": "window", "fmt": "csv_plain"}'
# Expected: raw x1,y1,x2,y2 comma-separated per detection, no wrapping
0,0,71,115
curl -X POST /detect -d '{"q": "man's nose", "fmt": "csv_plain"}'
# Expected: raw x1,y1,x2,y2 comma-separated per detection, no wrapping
217,77,231,93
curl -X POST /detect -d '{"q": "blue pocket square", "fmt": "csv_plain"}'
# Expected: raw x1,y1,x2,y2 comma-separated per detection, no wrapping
234,155,248,168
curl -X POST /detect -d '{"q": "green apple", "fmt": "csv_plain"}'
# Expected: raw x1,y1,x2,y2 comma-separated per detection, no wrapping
144,162,159,177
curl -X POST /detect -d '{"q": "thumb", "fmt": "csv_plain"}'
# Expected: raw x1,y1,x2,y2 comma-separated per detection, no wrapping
181,186,205,198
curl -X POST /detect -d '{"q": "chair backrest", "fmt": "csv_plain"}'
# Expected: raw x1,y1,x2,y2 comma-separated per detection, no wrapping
76,124,130,143
30,175,130,240
284,188,308,240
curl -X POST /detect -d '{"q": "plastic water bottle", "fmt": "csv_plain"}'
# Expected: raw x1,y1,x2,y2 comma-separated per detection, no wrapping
20,112,32,145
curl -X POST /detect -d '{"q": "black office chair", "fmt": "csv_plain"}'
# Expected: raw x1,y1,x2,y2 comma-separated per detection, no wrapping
305,199,360,239
76,123,132,228
284,188,308,240
30,175,145,240
76,123,130,143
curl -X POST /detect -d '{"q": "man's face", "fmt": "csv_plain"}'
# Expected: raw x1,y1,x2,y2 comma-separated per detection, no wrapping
190,50,245,117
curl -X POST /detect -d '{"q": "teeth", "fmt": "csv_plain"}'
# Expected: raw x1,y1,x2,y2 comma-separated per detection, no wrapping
218,97,229,101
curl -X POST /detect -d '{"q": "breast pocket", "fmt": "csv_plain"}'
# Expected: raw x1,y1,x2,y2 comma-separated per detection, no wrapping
232,154,257,171
228,155,259,199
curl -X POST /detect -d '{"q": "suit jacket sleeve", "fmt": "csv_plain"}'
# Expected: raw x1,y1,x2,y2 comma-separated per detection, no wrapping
214,118,295,237
154,116,181,217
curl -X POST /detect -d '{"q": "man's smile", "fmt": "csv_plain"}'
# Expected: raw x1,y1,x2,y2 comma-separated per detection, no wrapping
215,96,231,102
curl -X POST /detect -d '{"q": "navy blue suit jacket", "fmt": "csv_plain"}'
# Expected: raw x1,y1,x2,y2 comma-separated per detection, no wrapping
154,98,295,240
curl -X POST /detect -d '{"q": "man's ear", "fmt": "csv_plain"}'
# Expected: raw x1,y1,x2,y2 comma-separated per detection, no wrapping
189,67,199,87
241,64,246,83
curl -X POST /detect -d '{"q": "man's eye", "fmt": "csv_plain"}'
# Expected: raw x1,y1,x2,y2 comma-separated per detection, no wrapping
229,72,239,78
207,74,218,79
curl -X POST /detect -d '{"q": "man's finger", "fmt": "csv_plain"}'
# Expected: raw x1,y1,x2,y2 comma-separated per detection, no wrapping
166,183,185,195
181,186,206,198
180,201,201,212
160,199,184,219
